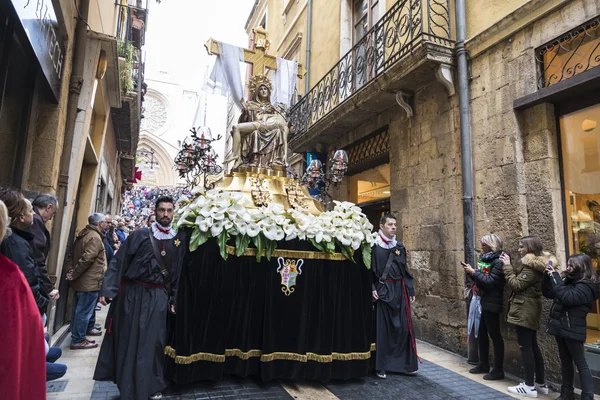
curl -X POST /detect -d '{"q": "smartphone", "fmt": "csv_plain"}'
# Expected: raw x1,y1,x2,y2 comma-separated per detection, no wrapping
460,261,468,267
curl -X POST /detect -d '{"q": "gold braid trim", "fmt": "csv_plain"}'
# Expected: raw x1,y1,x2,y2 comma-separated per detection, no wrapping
225,245,347,261
225,348,263,360
165,346,225,364
371,343,376,351
165,346,373,364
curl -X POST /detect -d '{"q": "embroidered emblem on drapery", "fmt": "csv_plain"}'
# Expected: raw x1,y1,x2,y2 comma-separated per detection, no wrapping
277,257,303,296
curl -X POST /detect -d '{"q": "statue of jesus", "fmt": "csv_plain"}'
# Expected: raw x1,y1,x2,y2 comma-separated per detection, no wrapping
227,75,289,170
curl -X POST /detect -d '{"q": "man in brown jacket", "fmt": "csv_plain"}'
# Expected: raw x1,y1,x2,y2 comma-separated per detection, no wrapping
66,213,107,349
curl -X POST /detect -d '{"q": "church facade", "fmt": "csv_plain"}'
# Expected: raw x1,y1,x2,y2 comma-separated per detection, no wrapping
245,0,600,384
136,71,201,187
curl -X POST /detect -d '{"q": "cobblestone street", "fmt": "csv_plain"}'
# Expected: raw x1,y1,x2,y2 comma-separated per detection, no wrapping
88,359,515,400
45,304,559,400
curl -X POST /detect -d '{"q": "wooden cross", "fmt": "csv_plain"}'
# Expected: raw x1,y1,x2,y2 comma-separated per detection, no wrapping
204,27,305,79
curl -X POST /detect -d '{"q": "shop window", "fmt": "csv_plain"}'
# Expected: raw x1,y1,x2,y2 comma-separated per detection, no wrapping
560,103,600,336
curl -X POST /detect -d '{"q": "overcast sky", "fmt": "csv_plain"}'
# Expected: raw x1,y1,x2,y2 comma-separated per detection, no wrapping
143,0,255,160
144,0,254,91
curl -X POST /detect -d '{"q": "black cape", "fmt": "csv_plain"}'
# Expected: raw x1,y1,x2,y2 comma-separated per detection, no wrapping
93,227,186,400
371,242,418,373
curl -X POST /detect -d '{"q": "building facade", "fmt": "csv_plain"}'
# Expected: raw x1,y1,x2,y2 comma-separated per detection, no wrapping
0,0,146,335
246,0,600,385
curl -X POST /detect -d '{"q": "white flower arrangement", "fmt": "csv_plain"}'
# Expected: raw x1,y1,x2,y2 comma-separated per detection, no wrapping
175,189,376,268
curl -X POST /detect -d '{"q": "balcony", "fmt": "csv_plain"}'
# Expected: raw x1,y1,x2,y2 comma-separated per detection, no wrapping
113,0,148,181
289,0,454,152
116,1,148,51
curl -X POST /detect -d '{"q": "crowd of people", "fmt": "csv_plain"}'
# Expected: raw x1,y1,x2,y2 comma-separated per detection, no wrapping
0,183,599,400
118,186,191,231
0,185,190,398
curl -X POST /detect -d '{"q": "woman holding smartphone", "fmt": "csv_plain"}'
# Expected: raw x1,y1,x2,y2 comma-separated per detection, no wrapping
543,254,599,400
463,234,506,380
500,236,552,397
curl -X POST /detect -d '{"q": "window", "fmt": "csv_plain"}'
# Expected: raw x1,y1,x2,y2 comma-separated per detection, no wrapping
560,103,600,336
353,0,380,44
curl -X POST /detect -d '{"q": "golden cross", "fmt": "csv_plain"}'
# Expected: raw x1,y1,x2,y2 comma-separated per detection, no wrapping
204,27,305,79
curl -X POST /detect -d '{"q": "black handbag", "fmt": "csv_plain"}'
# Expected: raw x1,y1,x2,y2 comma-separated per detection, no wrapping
376,250,396,298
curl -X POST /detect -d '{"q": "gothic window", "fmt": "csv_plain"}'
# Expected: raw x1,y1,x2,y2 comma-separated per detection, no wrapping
140,94,168,135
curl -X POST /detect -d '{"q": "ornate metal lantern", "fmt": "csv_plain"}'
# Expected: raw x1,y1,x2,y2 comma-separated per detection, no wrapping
174,126,223,190
301,150,348,207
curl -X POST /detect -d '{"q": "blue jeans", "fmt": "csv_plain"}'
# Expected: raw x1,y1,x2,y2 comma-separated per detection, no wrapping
47,362,67,381
70,291,99,344
46,347,66,381
47,346,61,362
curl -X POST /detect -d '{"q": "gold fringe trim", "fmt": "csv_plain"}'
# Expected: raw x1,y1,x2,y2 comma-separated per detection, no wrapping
165,346,373,364
225,245,347,261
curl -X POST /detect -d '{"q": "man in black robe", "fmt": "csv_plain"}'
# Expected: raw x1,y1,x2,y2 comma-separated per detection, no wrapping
371,213,418,378
94,196,186,399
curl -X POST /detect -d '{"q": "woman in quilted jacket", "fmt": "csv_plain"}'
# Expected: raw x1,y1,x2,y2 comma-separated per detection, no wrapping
500,235,554,397
544,253,600,400
463,233,506,381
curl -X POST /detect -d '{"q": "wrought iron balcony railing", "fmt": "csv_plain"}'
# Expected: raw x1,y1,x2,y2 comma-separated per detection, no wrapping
289,0,452,138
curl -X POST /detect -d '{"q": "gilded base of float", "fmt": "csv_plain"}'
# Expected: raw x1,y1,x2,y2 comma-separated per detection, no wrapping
215,168,324,215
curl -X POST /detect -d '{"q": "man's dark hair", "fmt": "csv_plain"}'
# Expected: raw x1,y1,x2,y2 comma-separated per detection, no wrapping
147,214,155,222
379,213,396,226
32,194,58,209
155,196,174,210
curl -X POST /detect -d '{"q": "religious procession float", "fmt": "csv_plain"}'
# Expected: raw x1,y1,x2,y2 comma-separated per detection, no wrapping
164,29,377,383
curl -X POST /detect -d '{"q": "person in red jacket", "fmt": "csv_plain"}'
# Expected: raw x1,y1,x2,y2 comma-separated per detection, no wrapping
0,199,46,399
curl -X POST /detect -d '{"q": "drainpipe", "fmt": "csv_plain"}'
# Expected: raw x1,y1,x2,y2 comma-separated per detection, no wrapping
455,0,477,363
46,0,90,337
304,0,312,94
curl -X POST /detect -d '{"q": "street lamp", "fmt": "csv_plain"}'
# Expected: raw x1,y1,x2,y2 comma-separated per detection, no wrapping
137,147,159,170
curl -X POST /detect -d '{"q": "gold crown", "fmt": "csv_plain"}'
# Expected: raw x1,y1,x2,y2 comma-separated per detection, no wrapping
248,75,272,95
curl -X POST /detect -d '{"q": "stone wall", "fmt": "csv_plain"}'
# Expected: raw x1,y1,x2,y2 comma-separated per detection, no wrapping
329,0,599,384
385,82,467,354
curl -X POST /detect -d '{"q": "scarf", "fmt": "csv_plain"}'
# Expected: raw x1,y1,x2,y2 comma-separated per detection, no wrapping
375,229,397,249
151,221,177,240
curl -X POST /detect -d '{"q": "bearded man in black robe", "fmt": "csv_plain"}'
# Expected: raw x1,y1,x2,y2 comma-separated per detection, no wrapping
94,196,186,399
371,213,418,378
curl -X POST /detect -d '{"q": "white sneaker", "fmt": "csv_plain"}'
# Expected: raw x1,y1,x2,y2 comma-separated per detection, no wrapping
375,370,386,379
535,383,549,395
508,382,538,398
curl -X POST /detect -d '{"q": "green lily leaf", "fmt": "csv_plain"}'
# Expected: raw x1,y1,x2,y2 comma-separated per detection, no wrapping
361,242,372,269
217,230,230,260
265,239,277,261
252,234,265,262
309,238,326,253
235,234,251,257
325,240,336,255
189,229,209,252
340,244,356,263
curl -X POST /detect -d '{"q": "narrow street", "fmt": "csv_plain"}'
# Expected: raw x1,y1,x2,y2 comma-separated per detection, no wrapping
46,307,555,400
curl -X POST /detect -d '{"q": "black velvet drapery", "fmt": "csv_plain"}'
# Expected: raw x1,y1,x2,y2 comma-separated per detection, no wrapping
165,238,373,383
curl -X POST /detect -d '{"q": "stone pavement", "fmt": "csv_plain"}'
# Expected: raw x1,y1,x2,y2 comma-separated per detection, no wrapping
49,306,560,399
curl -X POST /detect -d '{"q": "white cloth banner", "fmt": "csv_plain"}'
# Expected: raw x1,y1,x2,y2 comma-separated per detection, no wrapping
271,57,298,108
204,42,245,109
